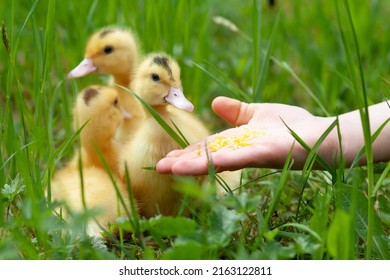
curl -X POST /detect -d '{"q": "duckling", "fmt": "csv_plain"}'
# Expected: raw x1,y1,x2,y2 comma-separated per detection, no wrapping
50,166,131,237
118,53,195,217
119,53,239,217
68,27,145,141
51,85,135,236
71,85,131,174
68,27,138,88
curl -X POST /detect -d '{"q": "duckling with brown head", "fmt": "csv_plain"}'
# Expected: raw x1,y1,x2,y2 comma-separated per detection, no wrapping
72,85,131,174
51,85,136,237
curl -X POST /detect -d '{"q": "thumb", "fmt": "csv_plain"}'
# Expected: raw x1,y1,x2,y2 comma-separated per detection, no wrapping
212,96,255,126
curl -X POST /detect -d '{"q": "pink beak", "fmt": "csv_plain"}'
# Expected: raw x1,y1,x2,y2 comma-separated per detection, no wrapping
68,58,97,79
121,107,132,120
165,87,194,112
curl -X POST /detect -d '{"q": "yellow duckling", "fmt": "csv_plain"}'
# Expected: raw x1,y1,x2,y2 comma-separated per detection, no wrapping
119,54,241,217
119,53,197,218
50,166,131,237
71,85,131,174
51,85,135,236
68,27,145,141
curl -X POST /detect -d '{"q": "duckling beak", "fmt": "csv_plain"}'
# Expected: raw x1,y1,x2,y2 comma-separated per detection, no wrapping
68,58,97,79
165,87,194,112
121,107,133,120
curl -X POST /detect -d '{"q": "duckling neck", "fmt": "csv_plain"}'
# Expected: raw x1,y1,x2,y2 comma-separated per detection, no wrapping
150,105,170,119
81,127,119,171
113,74,131,88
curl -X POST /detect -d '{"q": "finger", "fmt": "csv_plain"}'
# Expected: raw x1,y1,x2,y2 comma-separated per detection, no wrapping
170,156,210,175
210,147,260,170
164,140,206,158
212,96,256,126
156,157,181,173
165,149,188,158
157,143,208,173
169,149,250,176
169,146,257,176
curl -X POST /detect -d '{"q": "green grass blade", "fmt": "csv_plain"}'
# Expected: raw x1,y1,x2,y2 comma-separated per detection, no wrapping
373,161,390,195
116,85,188,148
236,170,280,192
77,148,87,211
0,142,35,170
93,144,133,222
253,12,279,102
281,118,338,172
86,0,99,29
46,121,88,176
271,57,330,116
336,0,375,258
170,119,190,147
348,117,390,172
40,0,55,94
12,0,40,59
191,60,252,103
215,174,233,194
90,146,141,257
204,141,217,195
278,223,322,243
252,0,261,101
262,146,293,231
123,164,141,239
285,115,337,222
340,183,390,259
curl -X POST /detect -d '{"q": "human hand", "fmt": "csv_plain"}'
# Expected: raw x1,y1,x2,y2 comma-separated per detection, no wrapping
156,96,336,175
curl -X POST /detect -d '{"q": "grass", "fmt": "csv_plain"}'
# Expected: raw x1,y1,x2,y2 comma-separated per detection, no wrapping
0,0,389,260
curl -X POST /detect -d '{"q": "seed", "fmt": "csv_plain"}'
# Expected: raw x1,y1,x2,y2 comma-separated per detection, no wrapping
195,127,265,155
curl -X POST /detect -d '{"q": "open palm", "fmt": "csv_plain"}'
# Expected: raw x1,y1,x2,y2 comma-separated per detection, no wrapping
157,96,337,175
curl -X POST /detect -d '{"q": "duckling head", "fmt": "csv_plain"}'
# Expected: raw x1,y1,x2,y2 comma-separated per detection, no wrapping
68,27,139,80
132,53,194,112
74,85,131,132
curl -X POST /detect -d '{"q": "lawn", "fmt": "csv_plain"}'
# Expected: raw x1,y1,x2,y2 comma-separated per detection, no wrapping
0,0,389,260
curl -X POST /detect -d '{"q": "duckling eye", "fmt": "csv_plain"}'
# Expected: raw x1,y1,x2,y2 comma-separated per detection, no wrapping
113,98,119,107
103,45,114,54
151,73,160,82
